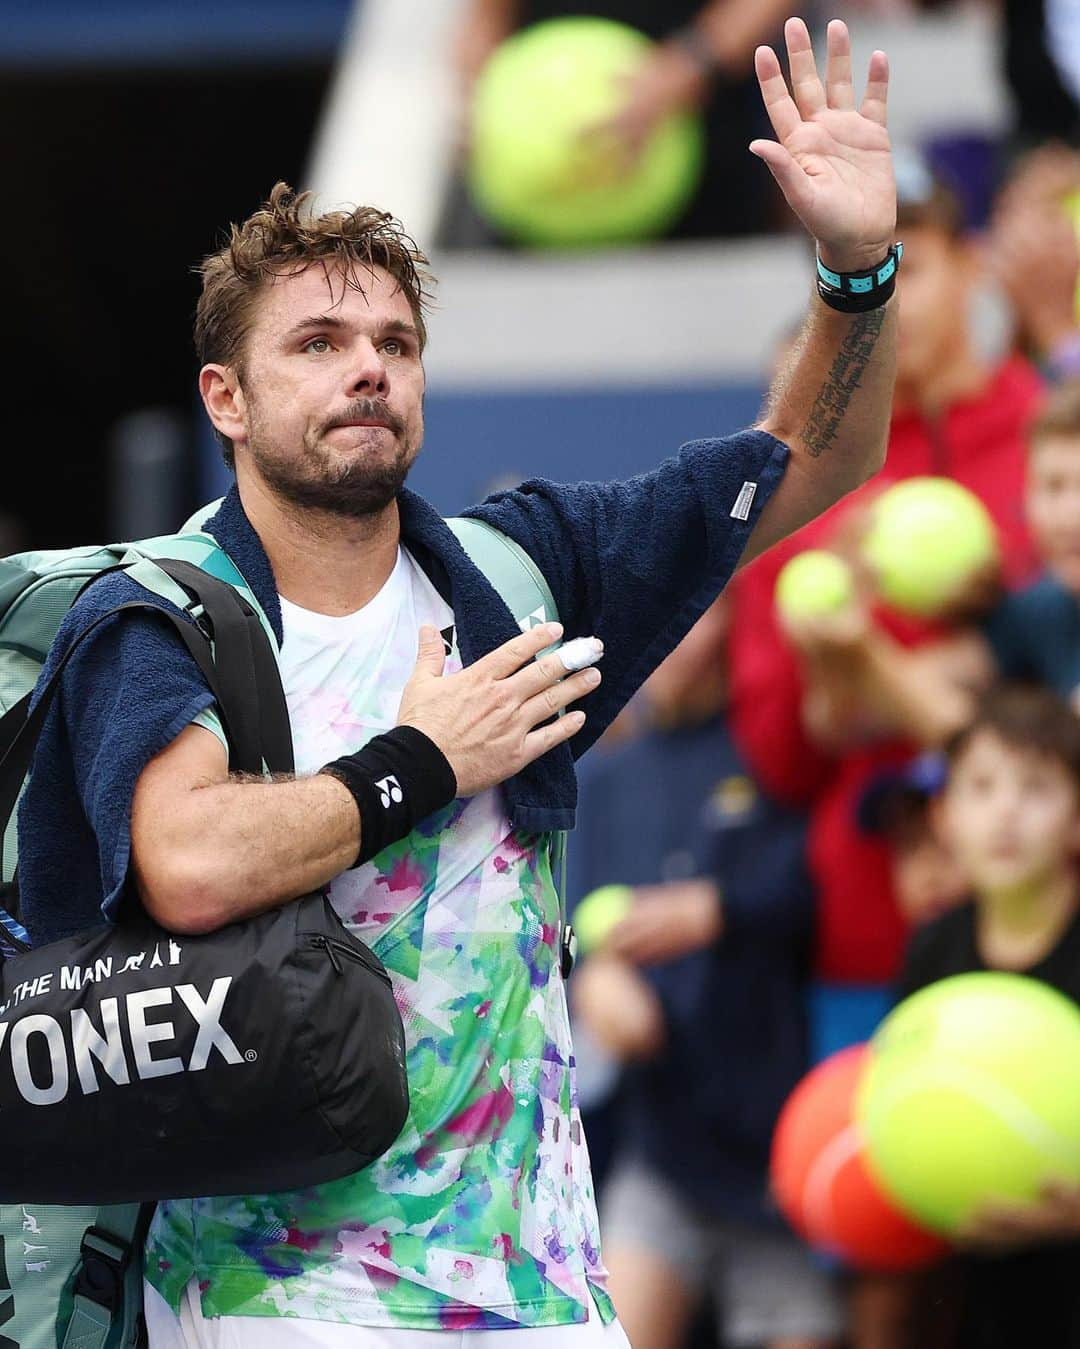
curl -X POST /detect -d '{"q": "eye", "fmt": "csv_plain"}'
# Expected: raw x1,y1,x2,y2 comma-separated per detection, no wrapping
381,339,404,356
302,336,332,355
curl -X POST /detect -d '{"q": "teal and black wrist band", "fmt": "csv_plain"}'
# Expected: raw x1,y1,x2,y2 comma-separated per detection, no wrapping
817,242,904,314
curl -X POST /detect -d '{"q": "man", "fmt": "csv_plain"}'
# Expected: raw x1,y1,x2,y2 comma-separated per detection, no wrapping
20,19,897,1346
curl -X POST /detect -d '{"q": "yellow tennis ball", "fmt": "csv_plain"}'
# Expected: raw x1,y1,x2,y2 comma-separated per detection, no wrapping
775,551,855,622
862,477,998,617
573,885,634,955
469,17,705,248
858,973,1080,1234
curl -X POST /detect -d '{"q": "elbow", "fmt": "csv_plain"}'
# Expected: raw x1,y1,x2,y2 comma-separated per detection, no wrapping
858,431,889,486
135,850,233,935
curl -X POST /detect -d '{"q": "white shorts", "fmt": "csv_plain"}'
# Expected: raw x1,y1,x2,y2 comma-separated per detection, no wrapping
144,1280,632,1349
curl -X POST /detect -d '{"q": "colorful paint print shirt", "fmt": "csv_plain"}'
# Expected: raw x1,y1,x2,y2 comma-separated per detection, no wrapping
145,546,613,1330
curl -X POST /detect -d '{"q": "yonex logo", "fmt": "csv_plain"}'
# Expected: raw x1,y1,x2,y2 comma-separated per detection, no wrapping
375,775,404,809
0,977,245,1108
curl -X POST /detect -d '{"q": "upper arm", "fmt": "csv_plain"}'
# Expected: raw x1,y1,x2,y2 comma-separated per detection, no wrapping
130,722,228,892
739,442,865,571
27,590,219,921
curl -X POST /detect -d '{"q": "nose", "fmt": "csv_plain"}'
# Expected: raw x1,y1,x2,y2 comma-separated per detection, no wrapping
347,341,389,398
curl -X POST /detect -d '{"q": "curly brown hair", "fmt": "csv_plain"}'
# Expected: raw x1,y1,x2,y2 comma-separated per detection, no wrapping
946,684,1080,790
195,181,433,467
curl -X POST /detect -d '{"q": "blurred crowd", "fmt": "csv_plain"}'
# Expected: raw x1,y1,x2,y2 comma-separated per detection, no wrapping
524,5,1080,1348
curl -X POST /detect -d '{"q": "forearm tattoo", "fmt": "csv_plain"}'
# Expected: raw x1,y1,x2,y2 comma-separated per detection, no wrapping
802,307,887,458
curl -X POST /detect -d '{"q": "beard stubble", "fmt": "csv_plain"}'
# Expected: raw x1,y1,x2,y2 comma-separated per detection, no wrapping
247,395,420,520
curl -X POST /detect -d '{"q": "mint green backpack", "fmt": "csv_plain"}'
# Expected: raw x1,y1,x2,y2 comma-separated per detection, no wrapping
0,507,560,1349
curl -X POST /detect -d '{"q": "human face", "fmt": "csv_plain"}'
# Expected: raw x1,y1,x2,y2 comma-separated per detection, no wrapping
939,731,1080,897
894,225,975,393
228,262,425,519
1026,435,1080,595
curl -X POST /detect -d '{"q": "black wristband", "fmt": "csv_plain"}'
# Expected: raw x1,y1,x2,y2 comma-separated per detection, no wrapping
816,243,903,314
321,726,458,868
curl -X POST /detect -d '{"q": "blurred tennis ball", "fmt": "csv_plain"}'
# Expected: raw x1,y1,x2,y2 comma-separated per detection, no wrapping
771,1045,949,1270
861,477,998,617
859,973,1080,1234
775,551,855,622
573,884,634,955
469,17,705,248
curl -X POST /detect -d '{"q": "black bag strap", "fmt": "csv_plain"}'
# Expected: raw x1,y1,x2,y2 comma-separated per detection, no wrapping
151,558,293,776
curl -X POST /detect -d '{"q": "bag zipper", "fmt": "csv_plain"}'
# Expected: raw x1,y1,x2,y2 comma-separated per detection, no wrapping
306,933,390,985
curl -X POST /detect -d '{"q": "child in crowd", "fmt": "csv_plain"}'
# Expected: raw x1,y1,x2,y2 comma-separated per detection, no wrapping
856,753,968,931
984,378,1080,702
887,686,1080,1348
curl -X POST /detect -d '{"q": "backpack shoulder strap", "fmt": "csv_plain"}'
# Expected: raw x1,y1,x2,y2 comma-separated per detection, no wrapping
446,518,560,633
445,518,571,966
121,537,292,776
59,1202,153,1349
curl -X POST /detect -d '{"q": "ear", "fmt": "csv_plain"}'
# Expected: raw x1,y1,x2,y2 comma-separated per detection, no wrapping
199,364,248,448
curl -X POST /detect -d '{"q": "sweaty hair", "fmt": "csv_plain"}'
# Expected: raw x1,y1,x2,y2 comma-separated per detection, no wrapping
946,685,1080,790
194,181,433,467
1031,379,1080,448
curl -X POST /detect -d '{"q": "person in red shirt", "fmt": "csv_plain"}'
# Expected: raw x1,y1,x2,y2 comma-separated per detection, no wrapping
729,159,1044,1048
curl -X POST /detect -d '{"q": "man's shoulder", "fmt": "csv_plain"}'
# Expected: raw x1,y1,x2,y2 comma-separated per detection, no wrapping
67,569,150,619
41,568,198,693
1010,572,1075,615
992,574,1076,630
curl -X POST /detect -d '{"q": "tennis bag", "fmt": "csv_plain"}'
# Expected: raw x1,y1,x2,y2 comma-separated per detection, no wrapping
0,511,562,1349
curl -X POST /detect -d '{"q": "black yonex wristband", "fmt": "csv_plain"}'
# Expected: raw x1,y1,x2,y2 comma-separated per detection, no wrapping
816,243,904,314
321,726,458,867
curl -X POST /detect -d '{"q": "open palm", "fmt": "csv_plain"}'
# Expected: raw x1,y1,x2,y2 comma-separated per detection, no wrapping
752,18,895,273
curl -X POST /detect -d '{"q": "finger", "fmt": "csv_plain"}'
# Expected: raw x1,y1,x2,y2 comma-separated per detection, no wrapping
521,708,586,762
519,666,602,727
785,16,827,120
411,624,447,679
749,139,814,217
504,635,604,698
825,19,855,111
754,44,801,143
477,622,563,679
860,49,890,128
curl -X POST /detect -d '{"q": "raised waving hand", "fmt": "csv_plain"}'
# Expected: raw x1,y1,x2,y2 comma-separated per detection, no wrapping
751,17,895,272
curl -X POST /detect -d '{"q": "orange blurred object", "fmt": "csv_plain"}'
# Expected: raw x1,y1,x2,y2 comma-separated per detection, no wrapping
771,1045,949,1271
